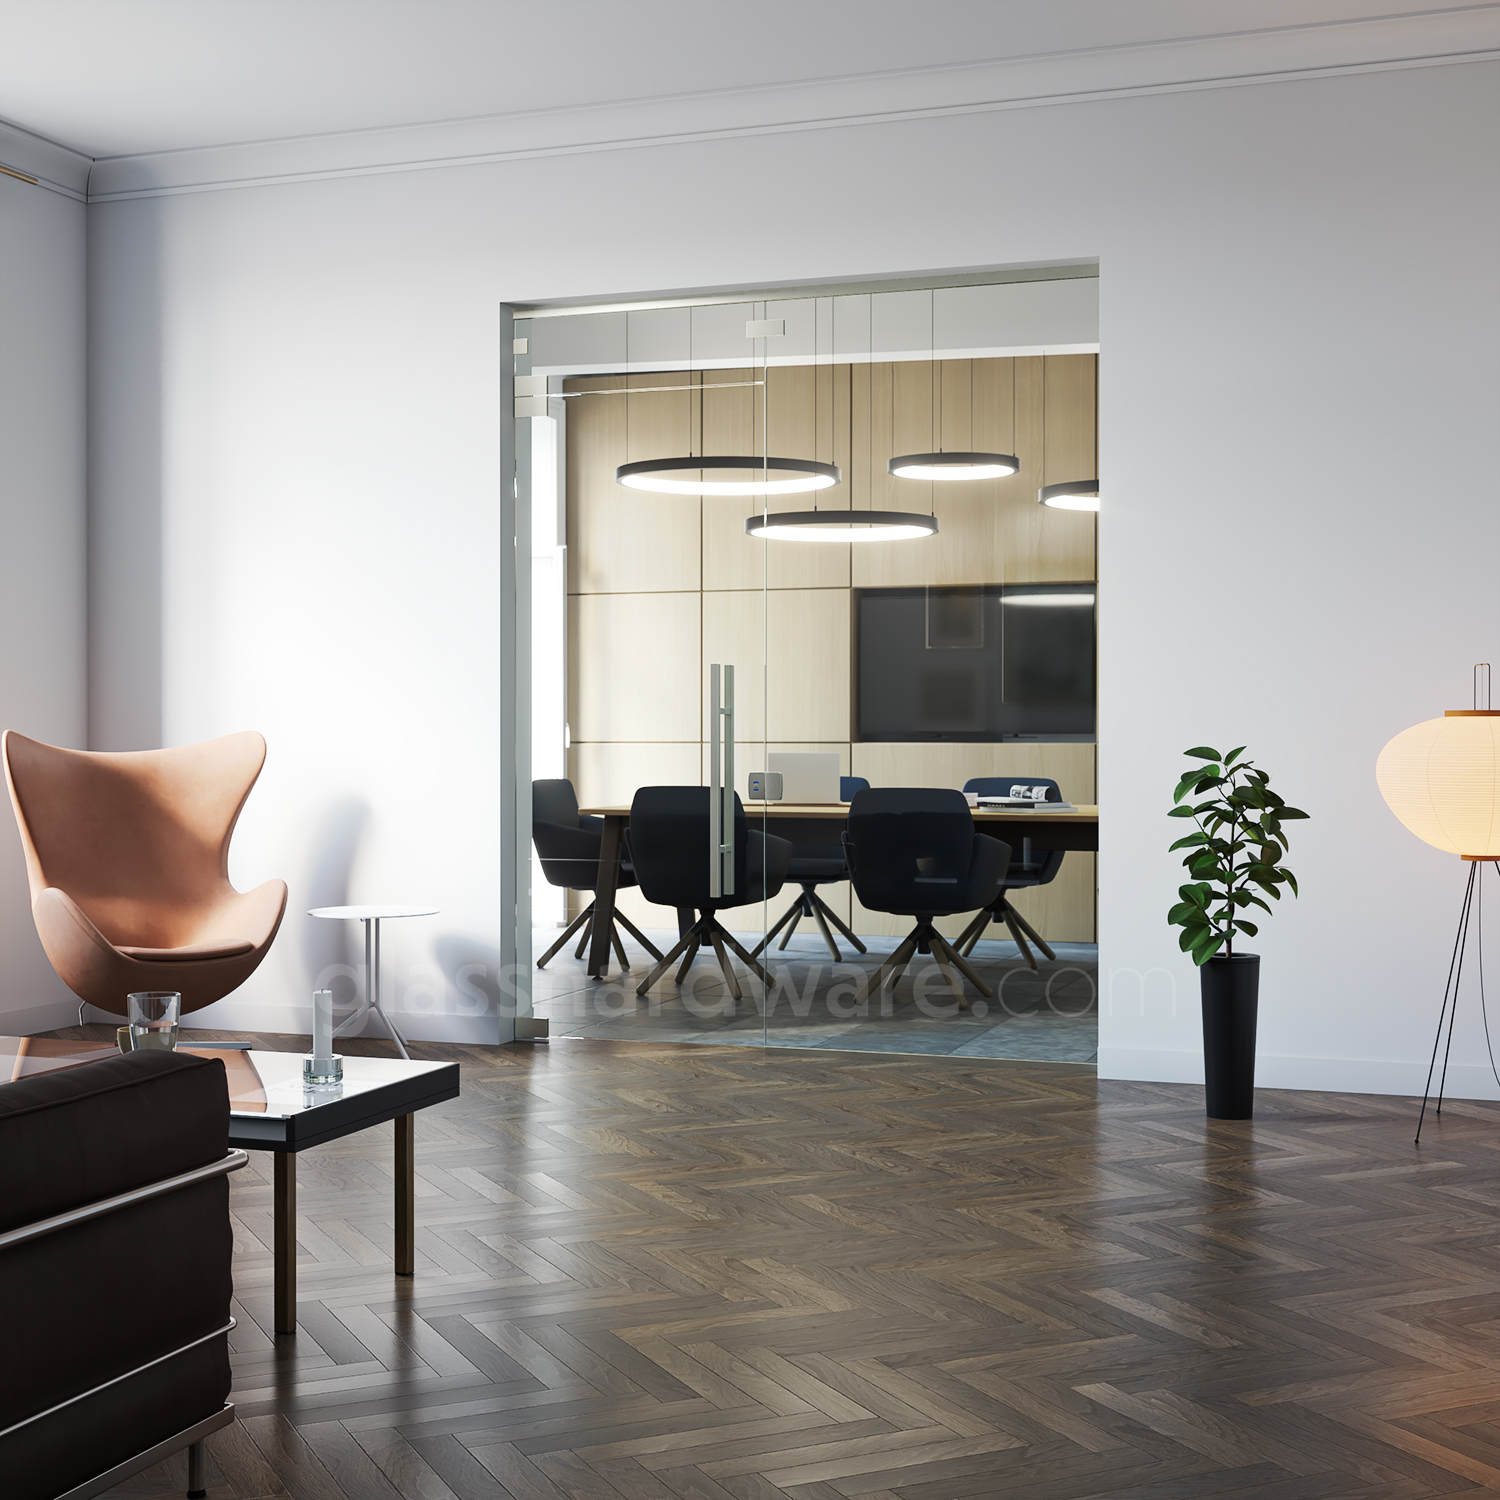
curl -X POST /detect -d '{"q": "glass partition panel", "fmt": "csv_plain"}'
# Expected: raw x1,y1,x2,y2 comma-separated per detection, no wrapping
513,275,1099,1063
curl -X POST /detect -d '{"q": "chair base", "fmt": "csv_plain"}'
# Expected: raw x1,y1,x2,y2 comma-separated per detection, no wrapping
538,901,665,971
956,899,1057,970
750,885,868,961
637,914,771,999
851,916,994,1009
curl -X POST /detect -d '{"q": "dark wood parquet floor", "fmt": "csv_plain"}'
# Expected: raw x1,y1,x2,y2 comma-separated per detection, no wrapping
72,1026,1500,1499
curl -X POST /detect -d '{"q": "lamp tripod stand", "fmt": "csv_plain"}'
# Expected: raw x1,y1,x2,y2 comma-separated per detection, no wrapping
1415,855,1500,1145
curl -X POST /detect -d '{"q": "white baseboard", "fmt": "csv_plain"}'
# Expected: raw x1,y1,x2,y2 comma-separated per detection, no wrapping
183,996,503,1046
4,998,87,1035
1098,1046,1500,1102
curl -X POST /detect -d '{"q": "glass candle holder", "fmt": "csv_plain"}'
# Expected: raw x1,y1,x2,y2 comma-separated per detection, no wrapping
127,991,181,1051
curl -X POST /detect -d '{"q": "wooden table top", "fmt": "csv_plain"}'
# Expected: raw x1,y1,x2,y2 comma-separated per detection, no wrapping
581,802,1098,822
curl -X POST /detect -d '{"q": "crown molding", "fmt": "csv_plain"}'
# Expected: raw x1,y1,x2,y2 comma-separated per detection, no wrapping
22,6,1500,204
0,117,91,201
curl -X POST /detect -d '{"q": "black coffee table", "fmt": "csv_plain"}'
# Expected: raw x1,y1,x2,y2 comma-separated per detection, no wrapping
1,1038,460,1334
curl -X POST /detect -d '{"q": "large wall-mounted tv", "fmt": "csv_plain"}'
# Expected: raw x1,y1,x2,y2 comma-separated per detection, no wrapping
856,584,1096,742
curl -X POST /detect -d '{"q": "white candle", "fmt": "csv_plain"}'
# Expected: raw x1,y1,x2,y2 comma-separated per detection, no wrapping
312,988,334,1063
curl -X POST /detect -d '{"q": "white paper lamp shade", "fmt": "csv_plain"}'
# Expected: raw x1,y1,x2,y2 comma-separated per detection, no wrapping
1376,711,1500,858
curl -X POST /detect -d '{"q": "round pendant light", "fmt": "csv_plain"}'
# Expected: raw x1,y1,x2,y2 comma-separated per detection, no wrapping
1040,479,1100,511
888,452,1018,482
745,509,939,543
616,455,840,497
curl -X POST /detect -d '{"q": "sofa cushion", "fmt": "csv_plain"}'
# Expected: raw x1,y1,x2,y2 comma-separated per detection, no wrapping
0,1048,229,1234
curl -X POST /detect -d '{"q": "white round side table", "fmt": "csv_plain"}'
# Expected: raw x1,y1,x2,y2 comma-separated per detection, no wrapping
308,905,437,1060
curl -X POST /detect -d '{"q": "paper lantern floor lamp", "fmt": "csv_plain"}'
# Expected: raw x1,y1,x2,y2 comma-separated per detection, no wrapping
1375,664,1500,1142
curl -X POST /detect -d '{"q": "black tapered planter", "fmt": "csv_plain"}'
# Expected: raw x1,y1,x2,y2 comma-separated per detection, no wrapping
1201,952,1260,1119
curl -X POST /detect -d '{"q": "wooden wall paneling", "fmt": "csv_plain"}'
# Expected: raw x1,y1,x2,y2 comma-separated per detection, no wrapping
566,374,702,594
993,354,1096,583
701,589,767,744
769,588,851,742
568,591,701,743
701,587,852,745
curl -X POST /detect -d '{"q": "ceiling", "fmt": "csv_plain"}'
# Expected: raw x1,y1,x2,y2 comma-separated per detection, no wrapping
0,0,1482,161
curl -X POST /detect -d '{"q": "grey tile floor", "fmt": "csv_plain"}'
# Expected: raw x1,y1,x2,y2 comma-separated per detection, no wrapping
529,925,1097,1062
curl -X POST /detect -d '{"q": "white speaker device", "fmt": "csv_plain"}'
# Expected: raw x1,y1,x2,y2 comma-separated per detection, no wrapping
768,752,841,804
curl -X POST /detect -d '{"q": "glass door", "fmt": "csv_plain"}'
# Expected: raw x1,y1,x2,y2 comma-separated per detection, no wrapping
511,303,773,1045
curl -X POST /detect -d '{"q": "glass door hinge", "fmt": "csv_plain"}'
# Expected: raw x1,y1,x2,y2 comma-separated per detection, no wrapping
514,374,548,418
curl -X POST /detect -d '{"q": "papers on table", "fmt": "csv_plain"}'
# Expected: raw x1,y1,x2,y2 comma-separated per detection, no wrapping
976,797,1077,812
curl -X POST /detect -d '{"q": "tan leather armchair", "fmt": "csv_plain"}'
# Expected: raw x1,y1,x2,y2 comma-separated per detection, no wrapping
2,730,287,1017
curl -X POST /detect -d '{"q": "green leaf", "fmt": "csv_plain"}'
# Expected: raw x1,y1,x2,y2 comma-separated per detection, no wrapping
1167,805,1197,819
1191,933,1226,966
1169,833,1210,852
1167,902,1200,925
1223,746,1247,766
1283,871,1299,897
1234,920,1259,936
1179,925,1206,953
1184,746,1222,761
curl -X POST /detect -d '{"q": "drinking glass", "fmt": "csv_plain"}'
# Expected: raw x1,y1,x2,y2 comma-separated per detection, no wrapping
127,991,180,1050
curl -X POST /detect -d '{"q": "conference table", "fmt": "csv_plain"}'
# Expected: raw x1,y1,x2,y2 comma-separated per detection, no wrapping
576,800,1100,981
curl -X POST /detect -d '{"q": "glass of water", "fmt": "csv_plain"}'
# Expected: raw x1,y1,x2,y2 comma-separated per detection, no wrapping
127,991,181,1050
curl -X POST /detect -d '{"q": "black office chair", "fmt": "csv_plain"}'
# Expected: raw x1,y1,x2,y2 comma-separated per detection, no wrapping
532,779,664,970
627,787,793,999
955,776,1066,969
751,776,871,961
841,788,1010,1008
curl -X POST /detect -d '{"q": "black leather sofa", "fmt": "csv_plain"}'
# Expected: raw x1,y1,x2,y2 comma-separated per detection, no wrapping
0,1048,244,1500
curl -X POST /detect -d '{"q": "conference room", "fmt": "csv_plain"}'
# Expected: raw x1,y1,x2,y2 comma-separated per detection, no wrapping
517,275,1100,1057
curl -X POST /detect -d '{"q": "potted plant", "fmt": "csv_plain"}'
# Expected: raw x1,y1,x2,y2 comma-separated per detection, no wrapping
1168,746,1307,1119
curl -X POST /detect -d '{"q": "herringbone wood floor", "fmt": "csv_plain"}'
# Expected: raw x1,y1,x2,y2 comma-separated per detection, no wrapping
76,1029,1500,1499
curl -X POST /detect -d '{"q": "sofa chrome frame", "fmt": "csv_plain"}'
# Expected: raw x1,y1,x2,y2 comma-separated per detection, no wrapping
0,1149,247,1498
51,1404,236,1500
0,1149,248,1251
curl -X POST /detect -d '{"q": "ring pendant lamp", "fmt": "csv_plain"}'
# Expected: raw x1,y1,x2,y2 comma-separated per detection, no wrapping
749,294,937,543
619,455,839,496
888,291,1017,482
1036,355,1099,510
613,307,842,498
746,509,938,542
1040,479,1100,511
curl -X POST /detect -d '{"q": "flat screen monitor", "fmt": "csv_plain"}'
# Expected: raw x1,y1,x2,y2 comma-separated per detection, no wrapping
856,584,1095,742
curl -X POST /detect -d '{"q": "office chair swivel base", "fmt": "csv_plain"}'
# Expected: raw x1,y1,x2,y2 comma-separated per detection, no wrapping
751,886,868,962
637,915,772,1001
956,900,1057,971
538,900,665,972
852,918,993,1010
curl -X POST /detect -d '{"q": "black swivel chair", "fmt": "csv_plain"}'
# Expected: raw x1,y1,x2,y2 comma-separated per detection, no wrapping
841,788,1010,1008
955,776,1066,969
532,779,664,970
752,776,871,961
627,787,793,999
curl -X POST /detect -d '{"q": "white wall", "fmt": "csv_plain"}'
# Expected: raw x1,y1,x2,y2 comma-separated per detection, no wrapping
0,165,88,1034
87,60,1500,1085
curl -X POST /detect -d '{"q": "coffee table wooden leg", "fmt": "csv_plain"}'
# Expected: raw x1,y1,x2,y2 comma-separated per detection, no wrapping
396,1113,415,1276
274,1152,297,1334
